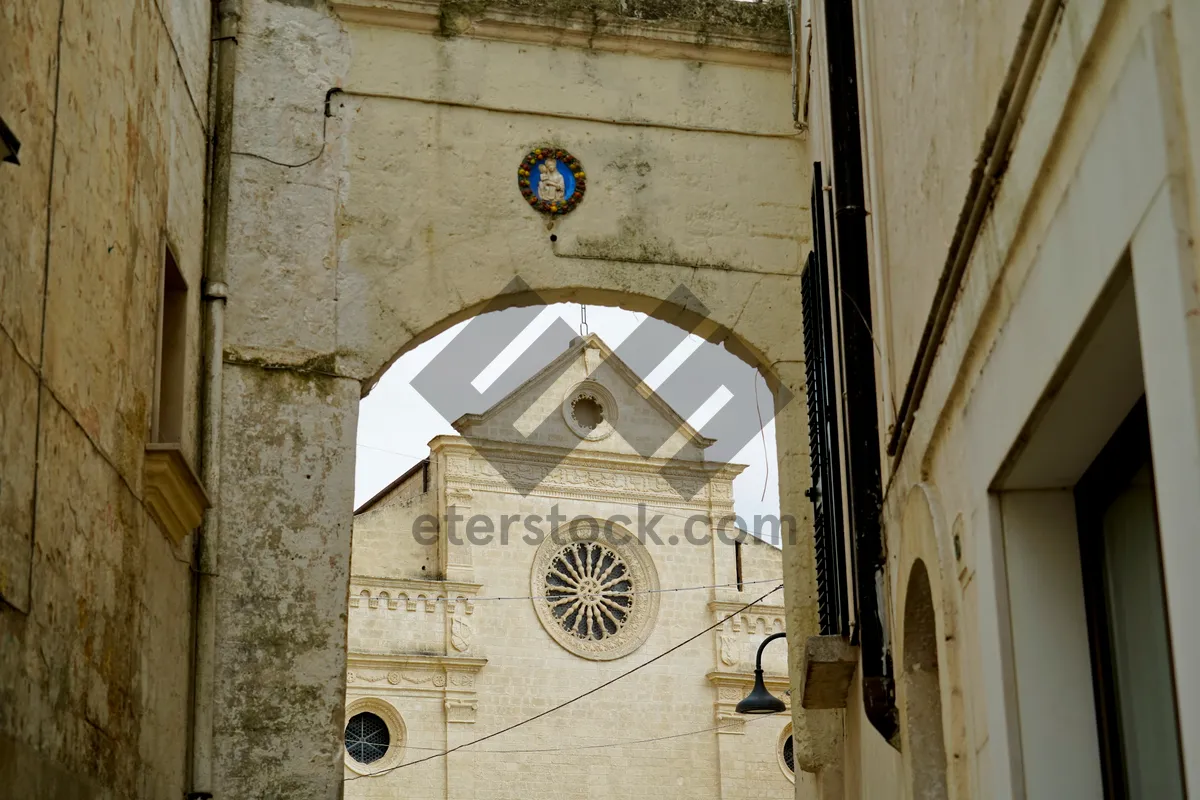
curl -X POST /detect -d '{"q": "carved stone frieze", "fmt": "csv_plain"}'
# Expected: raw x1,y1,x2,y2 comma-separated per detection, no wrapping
436,441,740,511
346,654,487,725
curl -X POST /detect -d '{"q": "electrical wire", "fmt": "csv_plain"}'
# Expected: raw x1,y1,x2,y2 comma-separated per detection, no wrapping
352,576,784,604
397,710,783,755
344,583,783,781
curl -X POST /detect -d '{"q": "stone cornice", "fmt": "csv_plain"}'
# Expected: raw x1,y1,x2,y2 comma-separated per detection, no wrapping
349,653,488,672
331,0,790,70
350,576,483,613
431,435,745,479
430,435,742,511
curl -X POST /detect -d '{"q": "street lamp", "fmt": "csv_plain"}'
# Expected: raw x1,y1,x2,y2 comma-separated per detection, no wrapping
735,631,787,714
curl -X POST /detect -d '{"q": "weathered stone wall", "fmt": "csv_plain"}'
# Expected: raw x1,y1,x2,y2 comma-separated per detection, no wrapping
210,1,817,797
0,0,210,796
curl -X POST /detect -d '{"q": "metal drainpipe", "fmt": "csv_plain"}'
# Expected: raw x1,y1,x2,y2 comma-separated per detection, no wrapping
785,0,800,127
189,1,239,797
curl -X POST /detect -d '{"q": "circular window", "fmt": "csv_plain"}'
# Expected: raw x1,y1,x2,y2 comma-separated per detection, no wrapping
561,382,617,441
545,539,633,641
343,697,406,775
345,712,389,765
778,723,796,782
571,396,605,431
531,520,658,660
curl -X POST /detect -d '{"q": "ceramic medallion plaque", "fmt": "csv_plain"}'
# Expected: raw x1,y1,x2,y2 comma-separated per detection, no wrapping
518,147,586,214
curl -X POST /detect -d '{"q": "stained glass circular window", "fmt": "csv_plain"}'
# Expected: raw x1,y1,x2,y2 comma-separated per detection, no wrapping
783,735,795,772
345,711,390,765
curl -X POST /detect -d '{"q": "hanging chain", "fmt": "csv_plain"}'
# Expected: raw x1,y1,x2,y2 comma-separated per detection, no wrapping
579,304,589,337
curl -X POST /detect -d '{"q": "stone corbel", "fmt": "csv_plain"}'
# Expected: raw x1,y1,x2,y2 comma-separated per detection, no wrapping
798,635,857,710
144,444,210,546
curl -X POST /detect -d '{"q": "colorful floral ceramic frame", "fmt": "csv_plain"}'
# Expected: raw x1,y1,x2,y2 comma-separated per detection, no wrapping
518,147,586,215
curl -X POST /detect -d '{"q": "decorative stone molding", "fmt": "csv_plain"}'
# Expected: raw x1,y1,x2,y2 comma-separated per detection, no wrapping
443,487,475,582
707,670,790,735
562,381,617,441
450,617,472,652
329,0,791,71
143,444,210,546
709,600,788,635
530,520,659,661
343,696,408,776
444,698,478,724
349,576,482,615
709,600,787,671
347,653,487,725
430,438,741,513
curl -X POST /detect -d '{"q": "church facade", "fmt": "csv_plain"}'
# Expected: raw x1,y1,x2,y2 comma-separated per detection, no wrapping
343,336,806,799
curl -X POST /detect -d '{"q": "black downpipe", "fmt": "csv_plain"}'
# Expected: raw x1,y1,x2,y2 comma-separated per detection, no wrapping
822,0,898,744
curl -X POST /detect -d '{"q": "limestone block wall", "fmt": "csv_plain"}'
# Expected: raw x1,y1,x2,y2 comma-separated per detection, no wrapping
352,472,438,580
0,0,210,796
344,437,805,800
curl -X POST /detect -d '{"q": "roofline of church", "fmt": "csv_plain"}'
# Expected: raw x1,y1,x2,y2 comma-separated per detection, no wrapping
355,457,430,515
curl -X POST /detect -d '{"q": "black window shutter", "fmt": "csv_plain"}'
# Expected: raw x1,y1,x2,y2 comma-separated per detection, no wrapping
802,163,849,637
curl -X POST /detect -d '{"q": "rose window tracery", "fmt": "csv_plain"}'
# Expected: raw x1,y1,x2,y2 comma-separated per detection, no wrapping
545,540,634,641
531,522,659,660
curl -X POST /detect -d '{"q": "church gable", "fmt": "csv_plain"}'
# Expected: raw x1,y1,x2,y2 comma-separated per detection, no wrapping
453,335,712,461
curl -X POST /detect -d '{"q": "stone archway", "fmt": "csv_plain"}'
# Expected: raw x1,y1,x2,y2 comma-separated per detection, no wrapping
205,2,811,797
902,560,949,800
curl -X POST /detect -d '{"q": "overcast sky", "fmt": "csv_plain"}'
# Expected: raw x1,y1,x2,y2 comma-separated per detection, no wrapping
355,303,781,542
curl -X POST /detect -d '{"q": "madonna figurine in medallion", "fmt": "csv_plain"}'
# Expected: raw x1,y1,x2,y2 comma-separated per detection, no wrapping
517,147,586,215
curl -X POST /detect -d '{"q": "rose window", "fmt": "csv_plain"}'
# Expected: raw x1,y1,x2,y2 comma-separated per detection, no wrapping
531,522,658,660
545,540,634,641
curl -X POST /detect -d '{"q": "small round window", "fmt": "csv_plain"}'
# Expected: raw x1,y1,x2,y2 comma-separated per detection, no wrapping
561,382,618,441
777,723,795,782
571,396,605,430
345,711,390,765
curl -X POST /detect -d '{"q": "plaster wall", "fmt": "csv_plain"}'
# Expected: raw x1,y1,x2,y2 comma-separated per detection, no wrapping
0,0,210,796
209,2,820,796
857,0,1031,399
807,0,1200,796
